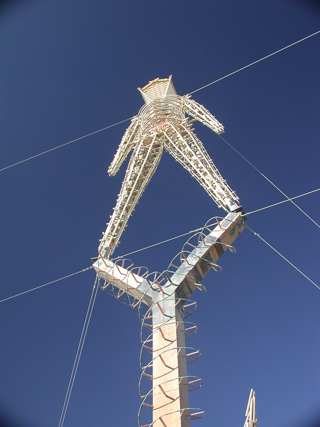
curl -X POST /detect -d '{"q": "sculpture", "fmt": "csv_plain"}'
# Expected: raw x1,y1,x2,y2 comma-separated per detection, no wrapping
99,76,240,258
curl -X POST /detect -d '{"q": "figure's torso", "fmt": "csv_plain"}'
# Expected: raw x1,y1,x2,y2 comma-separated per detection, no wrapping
138,95,185,137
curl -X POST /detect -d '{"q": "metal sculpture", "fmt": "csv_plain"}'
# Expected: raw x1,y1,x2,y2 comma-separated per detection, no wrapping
99,76,241,258
95,76,247,426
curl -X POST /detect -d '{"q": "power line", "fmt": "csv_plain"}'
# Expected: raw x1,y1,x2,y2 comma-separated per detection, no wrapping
245,188,320,216
58,275,100,427
1,30,319,174
0,267,92,304
246,225,319,290
218,134,320,229
0,118,131,173
188,30,320,95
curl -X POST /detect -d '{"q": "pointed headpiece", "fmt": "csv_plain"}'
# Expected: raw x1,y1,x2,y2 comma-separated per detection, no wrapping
138,75,177,103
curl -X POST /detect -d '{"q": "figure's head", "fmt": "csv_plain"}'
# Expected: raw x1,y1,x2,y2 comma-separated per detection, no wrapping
138,75,177,103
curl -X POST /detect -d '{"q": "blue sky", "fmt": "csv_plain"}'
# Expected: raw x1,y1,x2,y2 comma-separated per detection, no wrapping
1,1,319,426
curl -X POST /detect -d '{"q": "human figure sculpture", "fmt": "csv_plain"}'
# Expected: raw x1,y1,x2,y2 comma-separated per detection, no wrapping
99,76,241,258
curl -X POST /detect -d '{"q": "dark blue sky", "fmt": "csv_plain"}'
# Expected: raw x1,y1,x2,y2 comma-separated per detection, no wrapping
1,1,319,426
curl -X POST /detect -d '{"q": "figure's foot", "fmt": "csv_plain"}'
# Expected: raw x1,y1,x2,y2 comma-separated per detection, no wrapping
93,246,112,262
101,246,112,259
231,205,246,219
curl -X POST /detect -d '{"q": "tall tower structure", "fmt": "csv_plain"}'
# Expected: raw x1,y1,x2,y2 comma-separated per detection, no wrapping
94,77,245,426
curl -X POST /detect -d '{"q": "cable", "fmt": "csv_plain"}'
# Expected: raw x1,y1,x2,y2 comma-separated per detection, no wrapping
112,185,318,261
0,186,318,304
115,186,319,260
1,228,206,303
218,134,320,229
0,267,92,304
2,185,319,304
245,188,320,216
246,225,319,290
188,30,320,95
0,118,132,173
112,227,204,260
58,275,100,427
1,31,319,174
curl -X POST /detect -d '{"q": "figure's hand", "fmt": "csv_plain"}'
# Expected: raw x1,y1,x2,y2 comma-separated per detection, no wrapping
183,97,224,134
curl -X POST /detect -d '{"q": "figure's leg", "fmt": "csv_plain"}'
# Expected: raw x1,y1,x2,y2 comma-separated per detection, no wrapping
163,123,240,212
99,136,163,257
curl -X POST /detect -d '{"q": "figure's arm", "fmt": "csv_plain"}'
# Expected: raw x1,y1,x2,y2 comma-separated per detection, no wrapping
108,116,140,176
182,96,225,134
